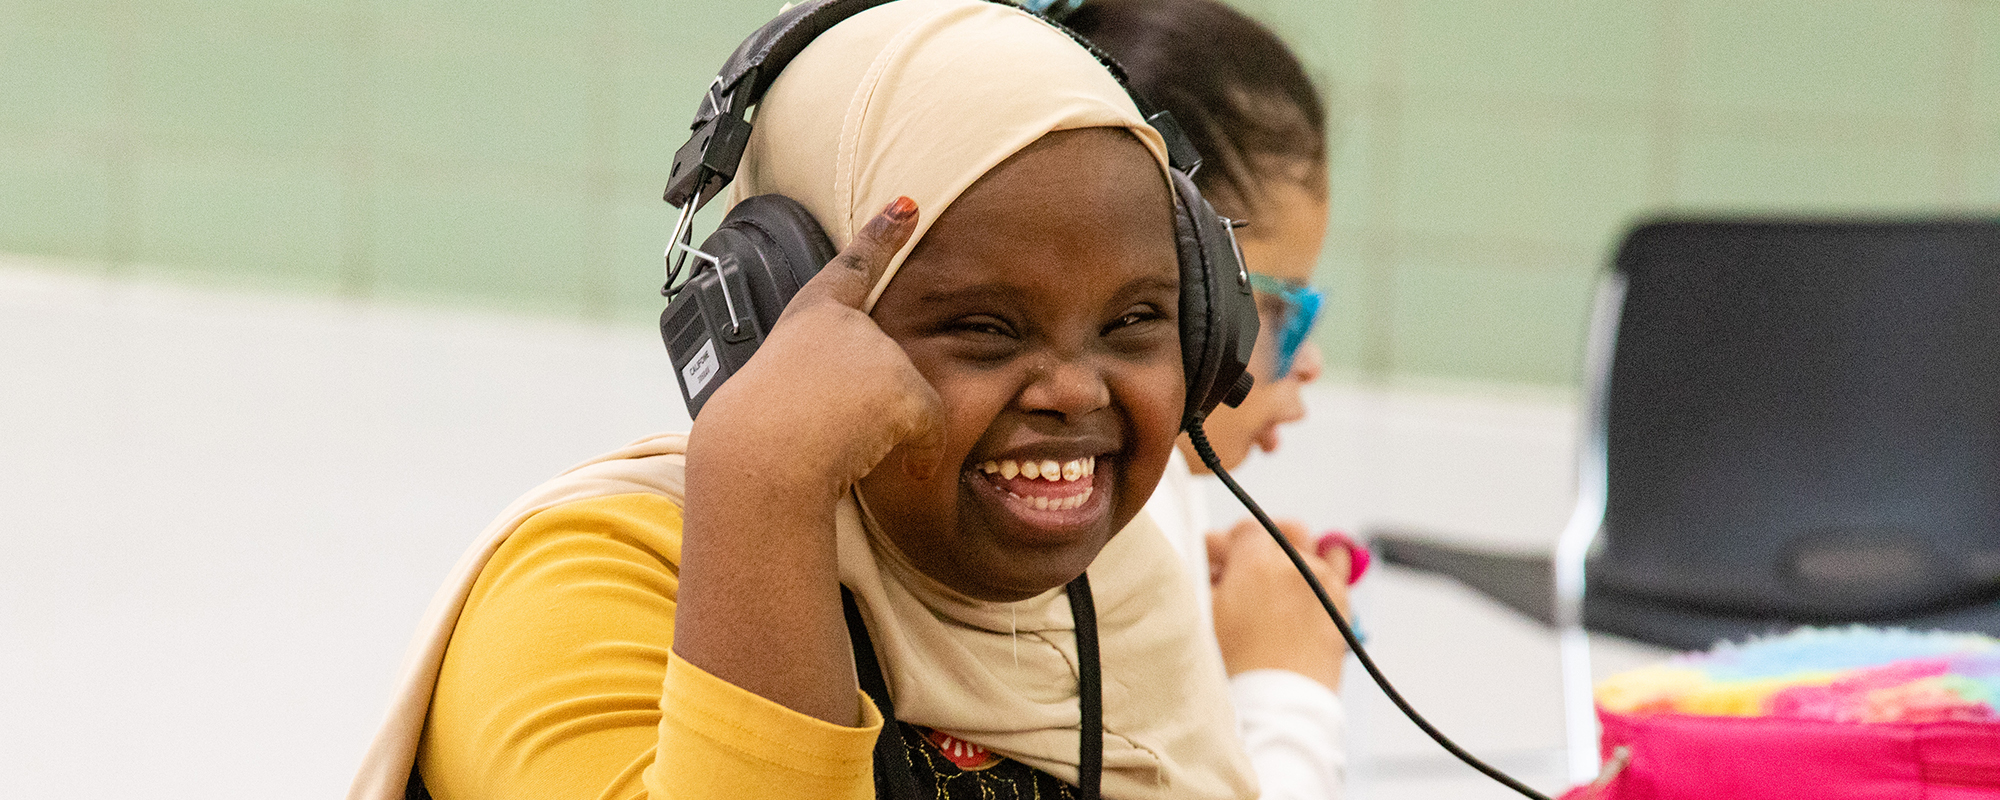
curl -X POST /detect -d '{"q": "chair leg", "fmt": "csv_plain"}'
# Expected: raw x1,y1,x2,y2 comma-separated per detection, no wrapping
1553,503,1605,784
1556,268,1623,786
1559,625,1598,784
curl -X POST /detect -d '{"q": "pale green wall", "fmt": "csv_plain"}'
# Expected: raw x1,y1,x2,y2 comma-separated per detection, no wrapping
1252,0,2000,386
5,0,1997,388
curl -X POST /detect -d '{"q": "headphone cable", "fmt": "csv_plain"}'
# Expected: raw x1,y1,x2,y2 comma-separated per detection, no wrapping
1186,423,1556,800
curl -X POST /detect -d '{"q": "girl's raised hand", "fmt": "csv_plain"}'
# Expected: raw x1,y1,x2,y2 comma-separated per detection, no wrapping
677,197,942,728
689,197,946,504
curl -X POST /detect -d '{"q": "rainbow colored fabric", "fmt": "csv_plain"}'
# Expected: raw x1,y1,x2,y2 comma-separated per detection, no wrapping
1596,627,2000,723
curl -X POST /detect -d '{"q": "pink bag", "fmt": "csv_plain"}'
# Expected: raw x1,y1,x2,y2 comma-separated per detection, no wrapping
1561,707,2000,799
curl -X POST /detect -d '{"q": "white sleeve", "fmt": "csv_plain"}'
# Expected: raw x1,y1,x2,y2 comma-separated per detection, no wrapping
1231,669,1346,800
1144,448,1217,644
1149,450,1346,798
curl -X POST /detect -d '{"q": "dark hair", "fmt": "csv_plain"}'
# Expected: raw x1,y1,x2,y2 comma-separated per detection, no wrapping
1066,0,1328,216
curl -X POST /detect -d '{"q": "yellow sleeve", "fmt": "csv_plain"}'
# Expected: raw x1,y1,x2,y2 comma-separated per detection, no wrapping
418,492,883,800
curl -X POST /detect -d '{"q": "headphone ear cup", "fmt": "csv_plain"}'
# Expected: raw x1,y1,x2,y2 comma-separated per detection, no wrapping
700,194,838,323
1170,169,1260,431
659,193,835,417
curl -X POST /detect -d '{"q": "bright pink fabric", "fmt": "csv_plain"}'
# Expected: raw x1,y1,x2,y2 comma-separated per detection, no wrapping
1562,708,2000,799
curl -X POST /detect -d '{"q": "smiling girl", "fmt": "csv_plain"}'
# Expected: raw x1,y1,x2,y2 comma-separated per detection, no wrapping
349,2,1263,799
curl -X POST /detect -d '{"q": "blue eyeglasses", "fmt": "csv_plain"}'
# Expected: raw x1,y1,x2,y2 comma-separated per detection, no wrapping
1246,274,1324,379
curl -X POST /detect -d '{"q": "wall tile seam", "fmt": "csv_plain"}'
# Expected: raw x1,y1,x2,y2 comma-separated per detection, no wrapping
1320,366,1584,396
113,8,356,40
1342,87,1975,142
1325,228,1614,272
67,140,354,164
1939,0,1979,204
1338,83,1660,125
1674,102,1964,135
577,0,627,324
338,0,379,300
0,129,131,159
0,147,648,207
369,17,598,52
1357,0,1410,381
1648,0,1689,209
0,107,619,160
361,153,654,187
105,0,141,272
317,157,639,201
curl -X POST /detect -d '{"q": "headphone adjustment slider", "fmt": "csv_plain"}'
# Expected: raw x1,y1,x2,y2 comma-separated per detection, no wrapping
1144,109,1203,176
664,111,754,210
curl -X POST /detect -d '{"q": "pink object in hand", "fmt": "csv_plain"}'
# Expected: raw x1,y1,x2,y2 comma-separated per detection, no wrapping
1313,531,1370,585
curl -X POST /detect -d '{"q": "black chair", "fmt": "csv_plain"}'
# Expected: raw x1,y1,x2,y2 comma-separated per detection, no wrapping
1370,218,2000,782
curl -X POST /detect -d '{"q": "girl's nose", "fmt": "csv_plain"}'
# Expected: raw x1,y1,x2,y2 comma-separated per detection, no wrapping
1289,340,1323,384
1019,357,1111,420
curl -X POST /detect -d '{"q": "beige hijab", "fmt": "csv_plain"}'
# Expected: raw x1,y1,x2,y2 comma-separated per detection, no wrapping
349,2,1254,799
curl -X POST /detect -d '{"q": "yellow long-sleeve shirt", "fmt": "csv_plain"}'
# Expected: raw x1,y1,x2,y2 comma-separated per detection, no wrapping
416,492,884,800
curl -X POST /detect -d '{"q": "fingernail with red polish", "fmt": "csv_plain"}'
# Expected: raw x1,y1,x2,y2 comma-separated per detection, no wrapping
885,196,916,221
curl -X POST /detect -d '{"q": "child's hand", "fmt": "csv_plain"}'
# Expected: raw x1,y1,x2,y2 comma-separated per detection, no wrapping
677,197,942,728
1206,516,1351,691
689,197,946,504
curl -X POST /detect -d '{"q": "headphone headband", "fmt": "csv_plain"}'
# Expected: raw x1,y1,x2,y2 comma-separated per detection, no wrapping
701,0,895,128
665,0,1201,214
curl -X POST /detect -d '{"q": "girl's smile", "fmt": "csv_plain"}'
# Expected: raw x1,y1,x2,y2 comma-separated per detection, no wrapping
967,451,1110,535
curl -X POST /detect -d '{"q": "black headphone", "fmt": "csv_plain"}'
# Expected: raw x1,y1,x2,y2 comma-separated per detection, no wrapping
658,0,1259,432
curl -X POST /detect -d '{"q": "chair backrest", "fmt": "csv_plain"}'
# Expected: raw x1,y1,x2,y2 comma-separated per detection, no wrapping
1591,219,2000,622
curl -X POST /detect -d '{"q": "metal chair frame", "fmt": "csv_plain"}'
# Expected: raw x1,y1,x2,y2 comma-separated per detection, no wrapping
1552,273,1625,784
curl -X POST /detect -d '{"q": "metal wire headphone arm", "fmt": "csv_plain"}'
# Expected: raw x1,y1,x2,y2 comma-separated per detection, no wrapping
664,239,750,338
698,74,728,121
663,72,759,296
664,200,702,296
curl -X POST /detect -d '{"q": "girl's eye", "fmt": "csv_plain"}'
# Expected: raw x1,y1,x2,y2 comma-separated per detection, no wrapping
1106,307,1167,333
950,316,1016,338
942,315,1021,362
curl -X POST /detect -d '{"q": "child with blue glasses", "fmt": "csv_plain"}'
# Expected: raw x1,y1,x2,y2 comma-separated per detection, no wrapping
1247,274,1325,383
1068,1,1354,798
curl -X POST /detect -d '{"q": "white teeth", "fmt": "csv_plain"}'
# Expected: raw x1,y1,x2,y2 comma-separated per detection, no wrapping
1004,486,1093,511
983,456,1097,482
1060,487,1093,509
